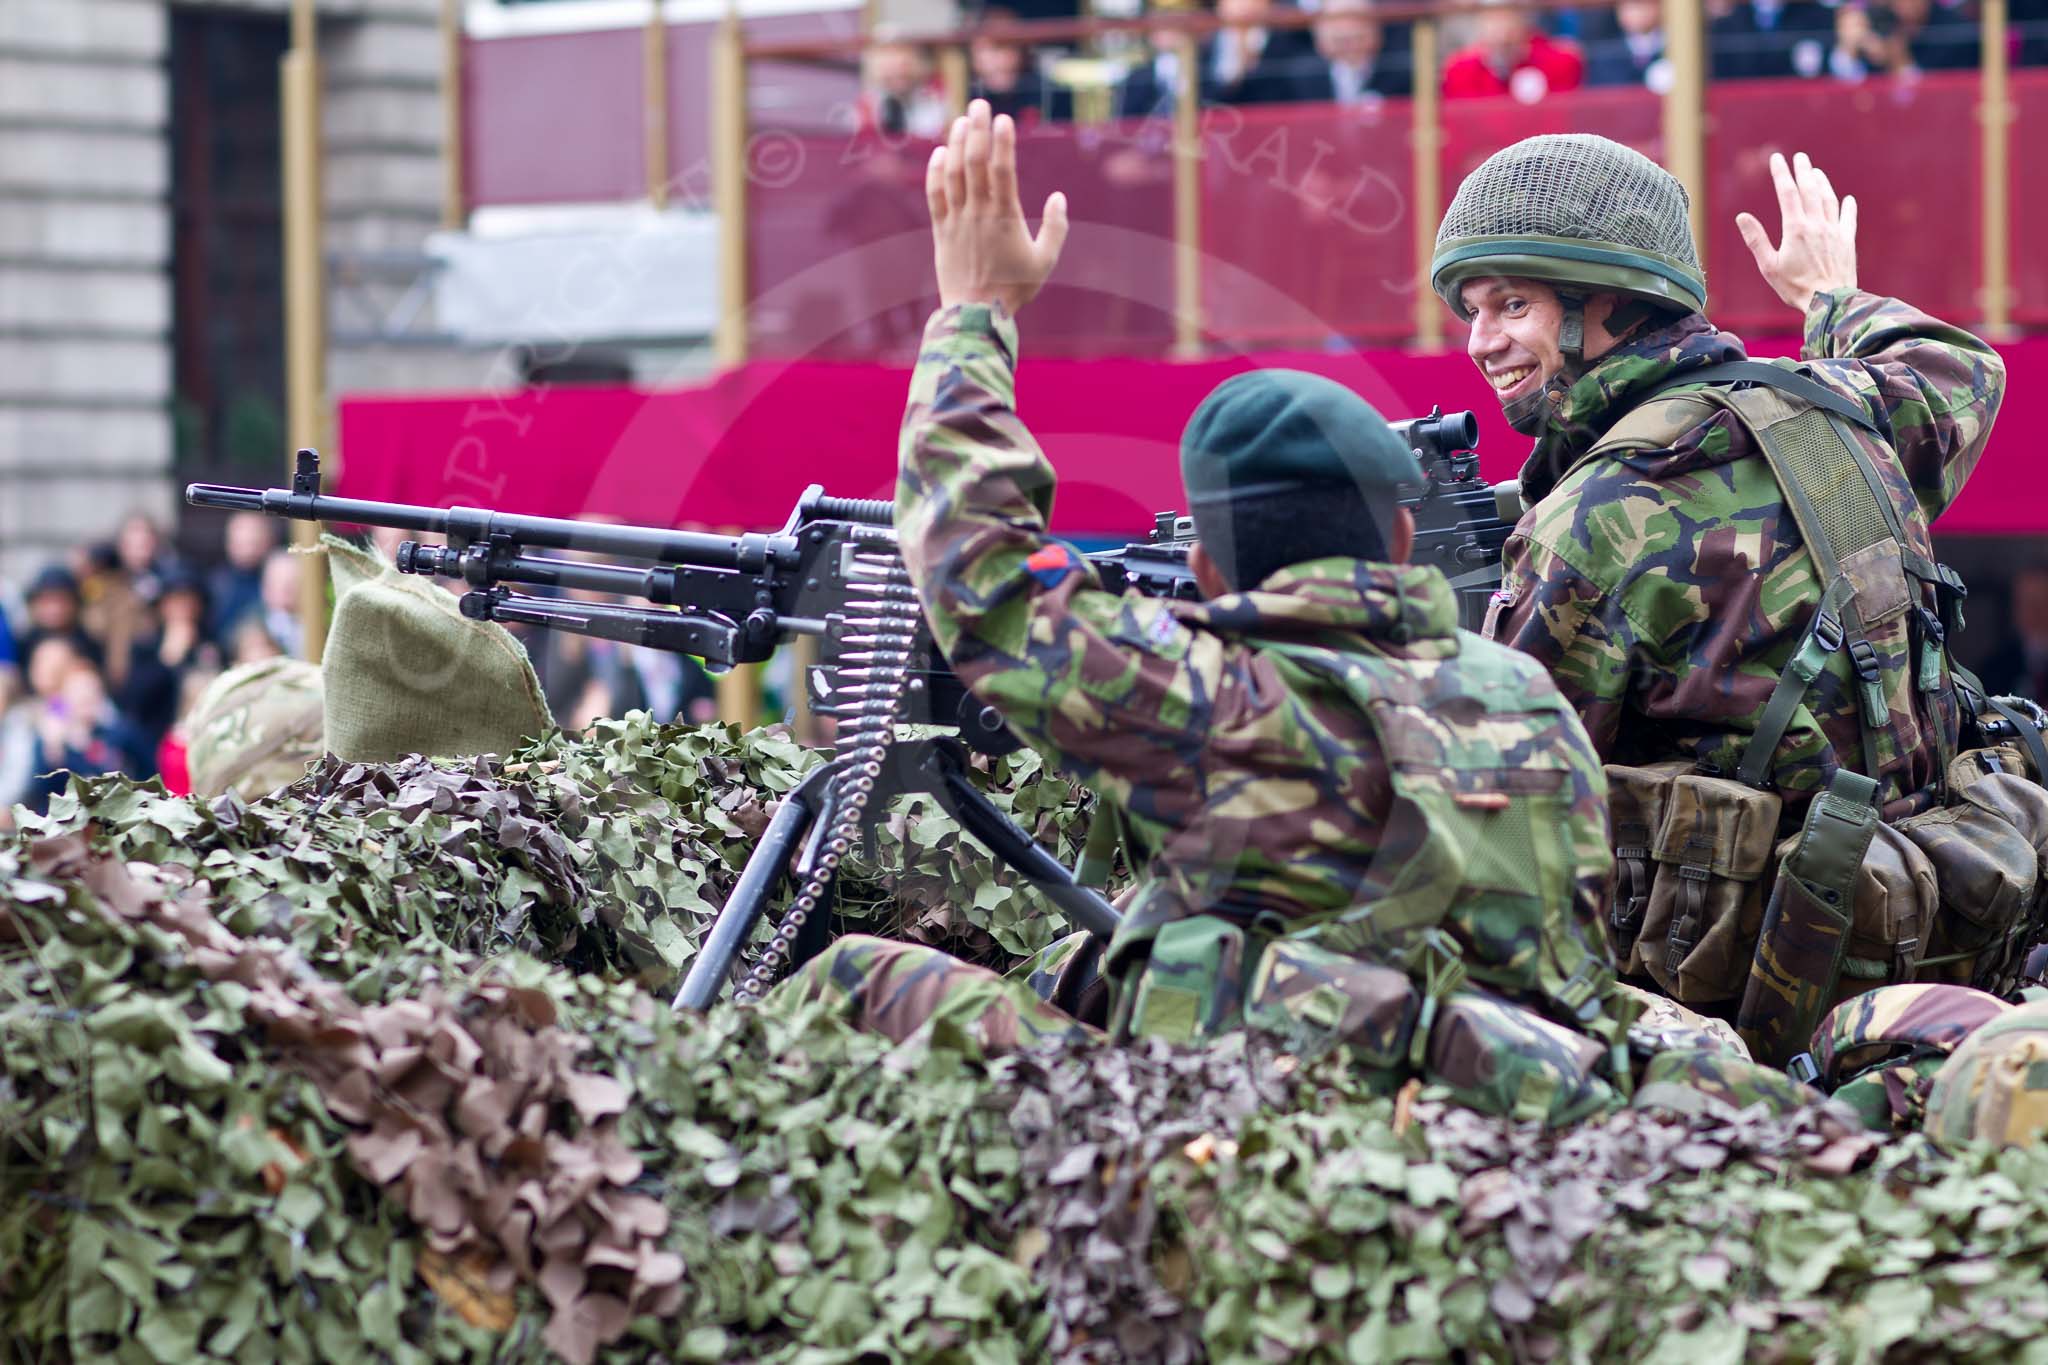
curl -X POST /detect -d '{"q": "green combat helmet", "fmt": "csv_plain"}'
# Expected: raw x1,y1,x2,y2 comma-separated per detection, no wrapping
183,656,326,801
1432,135,1706,433
1925,998,2048,1149
1432,133,1706,320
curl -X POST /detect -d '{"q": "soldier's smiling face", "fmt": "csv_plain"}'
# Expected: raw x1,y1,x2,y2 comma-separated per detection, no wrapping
1461,276,1565,407
1460,276,1626,409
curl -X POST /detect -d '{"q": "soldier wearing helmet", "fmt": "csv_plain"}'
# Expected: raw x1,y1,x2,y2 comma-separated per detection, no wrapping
1436,135,2012,1056
1441,134,2004,815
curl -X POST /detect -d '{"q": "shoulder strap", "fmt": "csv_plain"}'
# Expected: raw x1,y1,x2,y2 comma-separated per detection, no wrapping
1644,360,1884,434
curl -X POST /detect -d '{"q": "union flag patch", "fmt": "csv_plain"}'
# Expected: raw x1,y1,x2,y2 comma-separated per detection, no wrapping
1023,543,1080,588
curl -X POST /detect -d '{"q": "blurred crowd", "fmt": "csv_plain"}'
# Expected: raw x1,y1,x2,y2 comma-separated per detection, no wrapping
849,0,2019,124
0,512,294,823
0,513,719,827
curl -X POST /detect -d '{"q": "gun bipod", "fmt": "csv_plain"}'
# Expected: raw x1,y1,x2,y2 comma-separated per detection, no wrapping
669,736,1122,1012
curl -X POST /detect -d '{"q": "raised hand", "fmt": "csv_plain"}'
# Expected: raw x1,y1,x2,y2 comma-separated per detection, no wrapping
926,99,1070,316
1735,150,1859,315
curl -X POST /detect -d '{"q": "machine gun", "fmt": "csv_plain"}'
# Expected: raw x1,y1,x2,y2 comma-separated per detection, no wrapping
188,420,1512,1007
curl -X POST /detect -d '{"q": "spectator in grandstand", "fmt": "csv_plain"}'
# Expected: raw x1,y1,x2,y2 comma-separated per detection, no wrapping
114,566,221,760
856,33,950,141
1710,0,1832,79
1207,0,1319,105
2021,0,2048,66
1442,0,1585,99
208,510,277,644
17,565,101,671
228,616,286,667
75,539,151,691
1117,0,1199,118
1827,0,1906,77
257,550,306,659
1983,567,2048,704
1294,0,1412,102
969,9,1066,123
1823,0,1971,79
6,638,151,816
1581,0,1672,89
115,511,179,601
1885,0,1980,70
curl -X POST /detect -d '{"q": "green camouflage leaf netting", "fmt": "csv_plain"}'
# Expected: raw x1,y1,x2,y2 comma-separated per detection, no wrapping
9,719,2048,1364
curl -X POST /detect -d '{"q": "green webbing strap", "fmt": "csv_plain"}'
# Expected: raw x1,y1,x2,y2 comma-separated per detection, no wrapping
1646,360,1883,434
1990,697,2048,787
1794,768,1881,896
1735,578,1853,788
1398,929,1469,1070
1074,802,1124,890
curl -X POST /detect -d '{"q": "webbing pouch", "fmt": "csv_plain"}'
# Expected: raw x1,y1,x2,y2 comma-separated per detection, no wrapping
1603,759,1691,964
1737,769,1881,1065
1604,765,1781,1004
1116,915,1256,1044
1900,770,2048,994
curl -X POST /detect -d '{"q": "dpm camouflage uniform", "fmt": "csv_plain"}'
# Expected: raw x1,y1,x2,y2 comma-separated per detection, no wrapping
785,303,1665,1126
182,657,325,801
1485,291,2005,824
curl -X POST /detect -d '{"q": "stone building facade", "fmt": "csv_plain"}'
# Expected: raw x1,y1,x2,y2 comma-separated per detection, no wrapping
0,0,480,586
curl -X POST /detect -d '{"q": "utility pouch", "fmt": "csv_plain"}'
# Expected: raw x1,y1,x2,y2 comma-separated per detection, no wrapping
1900,771,2048,994
1950,742,2040,790
1737,770,1881,1066
1603,760,1691,965
1424,988,1617,1127
1814,822,1936,1016
1244,936,1421,1070
1632,772,1782,1004
1116,915,1255,1044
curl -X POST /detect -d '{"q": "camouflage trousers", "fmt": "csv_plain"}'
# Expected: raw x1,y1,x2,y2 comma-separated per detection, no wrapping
761,934,1098,1056
770,931,1823,1128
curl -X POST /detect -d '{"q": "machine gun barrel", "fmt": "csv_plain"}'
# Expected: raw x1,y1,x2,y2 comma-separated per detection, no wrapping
187,450,797,571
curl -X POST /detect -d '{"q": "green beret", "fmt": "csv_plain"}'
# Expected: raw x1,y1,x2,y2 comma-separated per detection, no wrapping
1179,370,1423,507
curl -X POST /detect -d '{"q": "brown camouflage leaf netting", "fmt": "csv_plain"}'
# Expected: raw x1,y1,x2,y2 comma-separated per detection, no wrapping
8,720,2048,1364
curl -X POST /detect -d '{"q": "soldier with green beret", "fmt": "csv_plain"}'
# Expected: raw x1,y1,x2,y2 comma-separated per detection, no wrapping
774,101,1727,1128
1438,134,2027,1068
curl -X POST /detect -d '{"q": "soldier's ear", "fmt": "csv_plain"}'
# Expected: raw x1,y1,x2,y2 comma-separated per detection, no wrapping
1189,543,1234,599
1387,506,1416,566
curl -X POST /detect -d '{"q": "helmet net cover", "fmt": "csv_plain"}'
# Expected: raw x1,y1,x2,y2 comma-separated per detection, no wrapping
1433,134,1704,314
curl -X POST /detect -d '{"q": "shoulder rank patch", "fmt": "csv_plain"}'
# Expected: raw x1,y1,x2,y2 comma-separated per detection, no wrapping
1024,543,1081,589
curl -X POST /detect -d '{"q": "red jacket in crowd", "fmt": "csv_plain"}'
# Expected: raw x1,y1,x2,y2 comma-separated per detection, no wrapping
1442,32,1586,99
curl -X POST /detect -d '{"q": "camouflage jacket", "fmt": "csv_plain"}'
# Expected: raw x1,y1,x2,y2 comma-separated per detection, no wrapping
896,304,1616,1002
1485,289,2005,822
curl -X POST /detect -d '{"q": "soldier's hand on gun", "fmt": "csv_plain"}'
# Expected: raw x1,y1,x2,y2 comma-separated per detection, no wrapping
1735,150,1859,315
926,99,1070,316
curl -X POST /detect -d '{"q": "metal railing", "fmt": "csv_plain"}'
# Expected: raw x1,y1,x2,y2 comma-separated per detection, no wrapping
442,0,2024,354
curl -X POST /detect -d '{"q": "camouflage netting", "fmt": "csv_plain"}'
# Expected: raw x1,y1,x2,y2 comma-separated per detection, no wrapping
31,715,1100,992
12,720,2048,1364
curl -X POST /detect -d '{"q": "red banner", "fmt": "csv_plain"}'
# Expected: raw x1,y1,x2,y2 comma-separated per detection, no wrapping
339,334,2043,538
